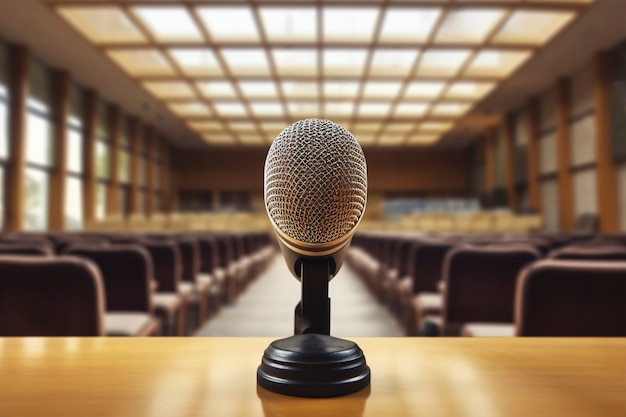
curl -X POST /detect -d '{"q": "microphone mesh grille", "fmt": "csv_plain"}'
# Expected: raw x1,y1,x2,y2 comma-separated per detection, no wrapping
264,119,367,245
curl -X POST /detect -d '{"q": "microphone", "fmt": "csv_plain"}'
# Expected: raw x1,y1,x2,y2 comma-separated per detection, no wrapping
264,118,368,279
257,119,371,398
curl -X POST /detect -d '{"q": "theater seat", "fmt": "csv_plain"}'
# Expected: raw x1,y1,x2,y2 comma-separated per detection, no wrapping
461,323,515,337
105,312,159,337
141,241,187,336
441,245,540,336
548,245,626,261
65,245,159,337
0,256,105,336
516,260,626,336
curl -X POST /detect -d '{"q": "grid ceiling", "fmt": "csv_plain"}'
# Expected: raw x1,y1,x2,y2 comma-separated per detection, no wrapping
43,0,593,147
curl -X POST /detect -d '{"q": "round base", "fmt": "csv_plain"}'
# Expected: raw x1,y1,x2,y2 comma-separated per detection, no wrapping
257,333,370,398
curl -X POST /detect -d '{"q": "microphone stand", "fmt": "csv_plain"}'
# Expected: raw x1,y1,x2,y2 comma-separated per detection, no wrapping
257,257,370,397
294,258,331,335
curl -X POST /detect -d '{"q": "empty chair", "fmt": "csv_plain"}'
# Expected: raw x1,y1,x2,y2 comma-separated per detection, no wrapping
549,245,626,261
197,236,226,314
516,260,626,336
406,238,457,335
141,240,187,336
176,236,212,330
54,237,109,254
437,245,540,336
0,242,53,256
0,256,105,336
65,245,159,336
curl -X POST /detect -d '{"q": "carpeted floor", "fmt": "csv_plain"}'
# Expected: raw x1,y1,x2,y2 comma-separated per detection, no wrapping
195,252,404,337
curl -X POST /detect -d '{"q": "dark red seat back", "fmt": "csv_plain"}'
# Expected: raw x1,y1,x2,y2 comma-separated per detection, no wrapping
65,245,153,313
0,256,105,336
444,245,540,326
516,260,626,336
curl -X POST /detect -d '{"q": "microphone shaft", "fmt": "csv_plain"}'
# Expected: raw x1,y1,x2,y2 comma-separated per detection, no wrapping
294,258,331,335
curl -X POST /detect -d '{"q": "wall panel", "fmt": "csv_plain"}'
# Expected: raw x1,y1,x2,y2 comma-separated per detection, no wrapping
619,163,626,232
540,90,557,132
572,168,598,218
570,114,597,166
539,132,557,174
540,179,559,232
172,147,469,195
570,63,595,117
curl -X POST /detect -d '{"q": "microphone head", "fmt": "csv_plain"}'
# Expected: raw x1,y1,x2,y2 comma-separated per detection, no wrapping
264,119,367,275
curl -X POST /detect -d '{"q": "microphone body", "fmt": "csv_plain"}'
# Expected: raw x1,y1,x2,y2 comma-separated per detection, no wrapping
264,118,367,280
258,119,371,398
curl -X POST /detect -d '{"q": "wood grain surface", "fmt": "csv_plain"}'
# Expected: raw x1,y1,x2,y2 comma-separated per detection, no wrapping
0,337,624,417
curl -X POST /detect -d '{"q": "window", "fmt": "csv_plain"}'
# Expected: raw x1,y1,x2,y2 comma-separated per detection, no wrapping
24,60,54,231
95,101,110,218
66,84,84,230
0,41,9,228
24,168,49,230
96,182,106,220
65,176,83,230
0,77,8,159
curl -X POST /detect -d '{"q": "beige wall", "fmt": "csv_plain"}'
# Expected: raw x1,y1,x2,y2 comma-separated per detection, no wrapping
171,146,469,196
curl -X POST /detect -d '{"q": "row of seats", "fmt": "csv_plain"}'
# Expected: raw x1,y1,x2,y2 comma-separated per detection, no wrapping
347,232,626,337
86,212,271,233
363,211,543,234
0,231,276,336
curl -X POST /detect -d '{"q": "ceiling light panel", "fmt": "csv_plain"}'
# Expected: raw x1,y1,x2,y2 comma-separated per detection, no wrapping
188,121,223,131
132,7,203,42
107,49,174,76
464,49,532,77
378,134,406,146
354,133,377,146
446,81,495,100
238,81,278,98
281,81,318,99
408,134,440,145
168,102,211,117
358,103,392,117
419,121,454,132
250,103,284,117
196,81,237,98
289,102,321,117
325,102,355,117
214,102,248,117
431,102,471,117
352,122,382,132
384,123,416,133
168,49,222,76
227,121,257,132
416,49,471,77
272,49,317,76
221,49,270,76
379,8,441,43
362,81,403,98
196,7,260,42
142,81,195,99
238,134,265,145
323,49,368,76
435,9,506,44
259,7,317,43
203,133,235,145
323,7,380,43
58,7,146,44
493,10,576,45
324,81,360,99
394,103,429,117
404,81,446,99
261,122,288,136
369,49,419,77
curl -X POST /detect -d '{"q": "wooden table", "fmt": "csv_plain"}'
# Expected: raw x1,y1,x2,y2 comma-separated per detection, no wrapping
0,337,624,417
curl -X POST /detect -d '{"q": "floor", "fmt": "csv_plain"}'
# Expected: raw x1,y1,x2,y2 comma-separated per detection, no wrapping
195,252,404,337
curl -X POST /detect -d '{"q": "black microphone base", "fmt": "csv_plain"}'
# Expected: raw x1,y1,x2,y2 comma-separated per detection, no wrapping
257,333,370,398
